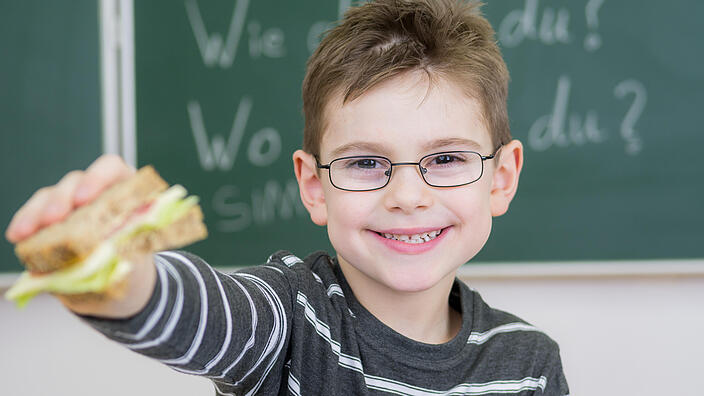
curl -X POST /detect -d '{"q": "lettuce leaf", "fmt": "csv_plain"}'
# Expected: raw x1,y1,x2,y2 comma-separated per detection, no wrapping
7,257,131,308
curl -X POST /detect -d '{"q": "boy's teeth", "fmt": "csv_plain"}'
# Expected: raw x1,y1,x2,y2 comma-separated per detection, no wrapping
380,229,443,243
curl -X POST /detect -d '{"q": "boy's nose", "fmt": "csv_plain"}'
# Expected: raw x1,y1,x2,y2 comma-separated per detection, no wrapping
382,165,433,213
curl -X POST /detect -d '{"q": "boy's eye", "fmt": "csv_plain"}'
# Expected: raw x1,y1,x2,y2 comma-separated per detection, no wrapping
435,155,455,164
349,158,382,168
427,153,466,166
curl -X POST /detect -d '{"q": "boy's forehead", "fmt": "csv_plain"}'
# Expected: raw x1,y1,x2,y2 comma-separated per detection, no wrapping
319,73,493,158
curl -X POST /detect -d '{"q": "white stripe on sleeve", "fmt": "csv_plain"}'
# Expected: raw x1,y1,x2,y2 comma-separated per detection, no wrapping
127,256,185,350
113,257,170,341
157,251,209,366
210,274,259,380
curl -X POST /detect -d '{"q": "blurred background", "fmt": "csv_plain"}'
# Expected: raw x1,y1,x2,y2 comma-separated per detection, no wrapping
1,1,703,395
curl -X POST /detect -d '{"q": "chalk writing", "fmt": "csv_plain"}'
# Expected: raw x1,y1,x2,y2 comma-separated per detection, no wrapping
338,0,352,19
528,75,605,152
498,0,571,48
212,185,250,232
528,75,647,154
247,127,281,167
307,0,358,53
614,79,647,156
188,97,282,170
307,21,330,54
173,0,653,245
584,0,605,51
186,0,286,66
247,21,285,59
185,0,250,68
213,179,307,233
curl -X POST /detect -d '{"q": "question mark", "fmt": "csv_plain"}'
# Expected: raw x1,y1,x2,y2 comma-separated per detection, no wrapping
584,0,605,51
614,79,647,156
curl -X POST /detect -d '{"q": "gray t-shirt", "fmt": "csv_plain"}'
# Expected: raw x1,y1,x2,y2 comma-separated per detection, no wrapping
83,250,569,395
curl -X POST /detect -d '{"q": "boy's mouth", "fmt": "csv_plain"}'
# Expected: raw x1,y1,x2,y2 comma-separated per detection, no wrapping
374,228,444,244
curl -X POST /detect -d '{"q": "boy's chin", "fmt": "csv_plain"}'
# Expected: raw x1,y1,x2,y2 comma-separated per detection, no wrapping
378,268,455,294
339,255,455,294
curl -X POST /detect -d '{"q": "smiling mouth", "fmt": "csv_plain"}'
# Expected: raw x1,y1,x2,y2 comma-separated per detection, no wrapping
374,228,444,244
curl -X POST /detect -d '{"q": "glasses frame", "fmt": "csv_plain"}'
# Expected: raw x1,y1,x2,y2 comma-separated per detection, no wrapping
316,146,502,192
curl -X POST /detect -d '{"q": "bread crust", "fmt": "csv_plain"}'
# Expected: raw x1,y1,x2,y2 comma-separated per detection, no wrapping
15,166,169,273
116,205,208,263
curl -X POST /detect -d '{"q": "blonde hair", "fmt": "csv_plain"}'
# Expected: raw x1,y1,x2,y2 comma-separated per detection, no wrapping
301,0,510,157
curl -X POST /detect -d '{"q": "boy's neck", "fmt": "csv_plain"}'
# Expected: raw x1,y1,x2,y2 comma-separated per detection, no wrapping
338,258,462,345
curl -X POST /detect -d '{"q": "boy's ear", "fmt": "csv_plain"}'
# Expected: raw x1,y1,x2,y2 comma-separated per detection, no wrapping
490,139,524,217
293,149,328,226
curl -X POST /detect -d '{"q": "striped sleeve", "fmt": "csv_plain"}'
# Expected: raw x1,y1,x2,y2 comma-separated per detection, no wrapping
80,250,295,395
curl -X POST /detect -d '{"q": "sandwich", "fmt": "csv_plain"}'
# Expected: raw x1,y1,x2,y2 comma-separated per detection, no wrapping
5,166,207,307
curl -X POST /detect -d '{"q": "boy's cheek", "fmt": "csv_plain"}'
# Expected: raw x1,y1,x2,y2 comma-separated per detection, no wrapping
326,194,368,223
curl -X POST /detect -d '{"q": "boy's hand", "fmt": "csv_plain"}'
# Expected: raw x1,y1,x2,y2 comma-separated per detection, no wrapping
6,154,135,243
5,154,156,318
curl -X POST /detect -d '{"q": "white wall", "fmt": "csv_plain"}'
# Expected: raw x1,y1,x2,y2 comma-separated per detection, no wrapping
0,295,212,395
2,270,703,396
462,273,704,396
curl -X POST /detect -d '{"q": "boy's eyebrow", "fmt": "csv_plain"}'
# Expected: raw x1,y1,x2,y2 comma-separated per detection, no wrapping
423,137,483,152
328,141,392,159
327,137,484,159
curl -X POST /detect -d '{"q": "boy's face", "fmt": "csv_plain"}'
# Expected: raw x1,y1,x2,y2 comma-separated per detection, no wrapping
295,72,522,295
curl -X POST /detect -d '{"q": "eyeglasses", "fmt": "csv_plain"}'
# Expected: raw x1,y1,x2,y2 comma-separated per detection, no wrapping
316,147,500,191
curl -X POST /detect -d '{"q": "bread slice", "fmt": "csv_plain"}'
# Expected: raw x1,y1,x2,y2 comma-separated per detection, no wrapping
15,166,169,273
116,204,208,263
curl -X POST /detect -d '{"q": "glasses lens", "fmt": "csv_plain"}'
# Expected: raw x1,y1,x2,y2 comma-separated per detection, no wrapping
421,151,482,187
330,156,391,190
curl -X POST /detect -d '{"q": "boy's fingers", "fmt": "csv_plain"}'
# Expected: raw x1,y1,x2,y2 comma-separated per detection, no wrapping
6,187,53,243
5,154,133,244
39,170,85,227
74,154,135,206
6,170,84,243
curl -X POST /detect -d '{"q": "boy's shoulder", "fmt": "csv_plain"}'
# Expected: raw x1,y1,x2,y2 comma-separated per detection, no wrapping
461,281,564,369
237,249,342,297
265,249,329,269
261,249,335,281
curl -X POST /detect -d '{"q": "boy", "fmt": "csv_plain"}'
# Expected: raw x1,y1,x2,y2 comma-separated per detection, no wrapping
6,0,569,394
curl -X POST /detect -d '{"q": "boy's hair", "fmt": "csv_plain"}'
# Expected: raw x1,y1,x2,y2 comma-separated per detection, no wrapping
302,0,510,157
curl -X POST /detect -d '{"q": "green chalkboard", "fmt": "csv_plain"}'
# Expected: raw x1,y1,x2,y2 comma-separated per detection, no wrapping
0,1,102,274
3,0,702,275
478,1,704,262
134,0,337,266
133,0,704,267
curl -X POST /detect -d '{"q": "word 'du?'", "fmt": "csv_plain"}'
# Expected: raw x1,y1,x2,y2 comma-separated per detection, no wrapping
528,75,647,155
